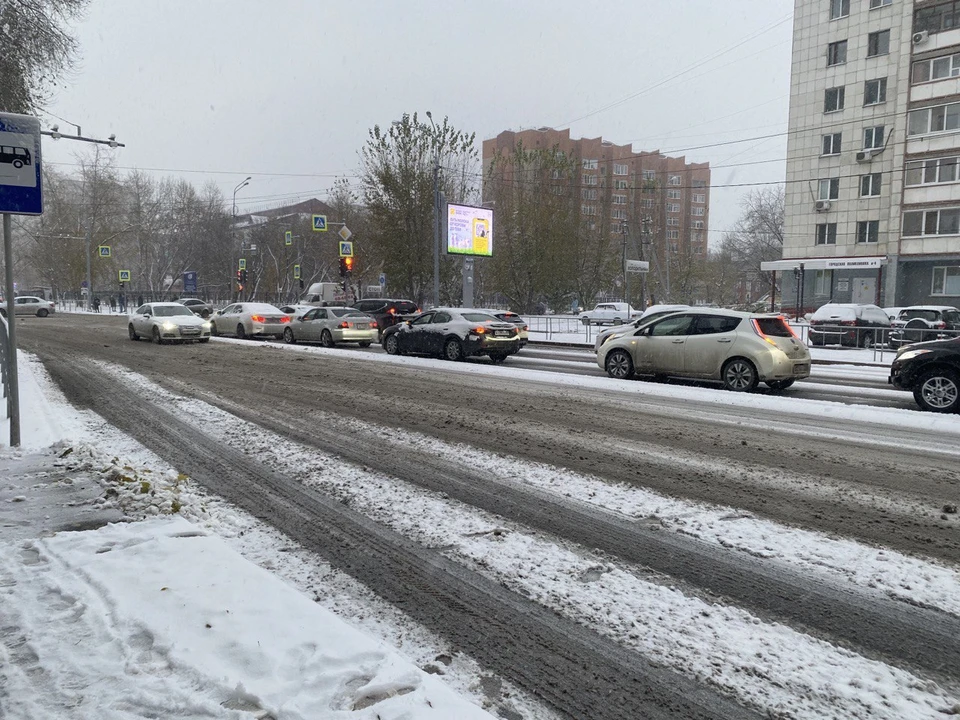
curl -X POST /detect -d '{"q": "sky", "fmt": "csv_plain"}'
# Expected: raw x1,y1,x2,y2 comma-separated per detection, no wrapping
38,0,795,246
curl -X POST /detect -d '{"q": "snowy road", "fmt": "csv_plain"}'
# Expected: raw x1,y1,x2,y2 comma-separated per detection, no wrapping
14,313,960,719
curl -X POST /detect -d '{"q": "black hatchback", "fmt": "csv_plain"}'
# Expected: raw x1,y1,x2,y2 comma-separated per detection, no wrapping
352,298,420,337
889,336,960,412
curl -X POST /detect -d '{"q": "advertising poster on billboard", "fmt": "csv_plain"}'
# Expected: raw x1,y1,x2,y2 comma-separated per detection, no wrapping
447,203,493,257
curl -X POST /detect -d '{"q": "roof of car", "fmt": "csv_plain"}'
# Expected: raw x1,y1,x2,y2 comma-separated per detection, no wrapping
146,302,186,307
899,305,960,312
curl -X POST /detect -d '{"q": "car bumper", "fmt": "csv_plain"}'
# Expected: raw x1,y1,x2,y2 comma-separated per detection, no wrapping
333,328,378,343
755,348,811,381
464,336,521,356
250,322,288,336
159,329,211,340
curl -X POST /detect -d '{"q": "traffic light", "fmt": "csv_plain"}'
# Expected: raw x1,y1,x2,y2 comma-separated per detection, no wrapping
339,258,348,277
240,269,248,283
344,256,354,275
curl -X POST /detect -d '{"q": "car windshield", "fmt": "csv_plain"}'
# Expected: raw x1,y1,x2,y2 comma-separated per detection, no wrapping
461,313,500,323
153,306,194,317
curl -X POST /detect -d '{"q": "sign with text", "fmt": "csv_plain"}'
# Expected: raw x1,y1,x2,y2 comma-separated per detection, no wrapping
0,112,43,215
626,260,650,273
447,203,493,257
183,271,197,293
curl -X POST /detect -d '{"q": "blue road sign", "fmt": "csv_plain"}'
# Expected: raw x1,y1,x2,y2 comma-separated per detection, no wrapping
0,112,43,215
312,215,327,231
379,272,386,287
118,270,131,283
98,245,111,258
339,241,353,257
183,271,198,293
285,230,292,246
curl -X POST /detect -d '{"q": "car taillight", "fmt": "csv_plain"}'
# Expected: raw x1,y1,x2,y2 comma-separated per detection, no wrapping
280,316,291,324
388,308,396,314
522,325,528,331
751,319,778,347
471,326,486,335
935,321,947,329
251,314,264,323
370,320,378,328
338,321,349,329
779,315,800,339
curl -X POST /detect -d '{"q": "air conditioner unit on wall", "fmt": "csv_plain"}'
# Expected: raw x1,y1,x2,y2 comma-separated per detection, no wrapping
815,200,831,212
856,151,875,163
913,30,929,45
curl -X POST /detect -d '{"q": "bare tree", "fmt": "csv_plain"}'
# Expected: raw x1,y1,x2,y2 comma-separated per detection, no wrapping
0,0,88,113
722,186,785,288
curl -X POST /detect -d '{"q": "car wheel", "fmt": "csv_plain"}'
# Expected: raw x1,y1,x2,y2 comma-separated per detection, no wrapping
198,338,210,344
320,329,335,348
128,324,139,341
444,338,464,361
152,327,164,345
358,341,371,348
37,309,48,318
490,353,507,364
767,379,795,392
722,358,758,392
581,317,590,326
210,322,219,337
913,368,960,413
604,349,634,379
384,334,400,355
236,323,246,339
613,317,623,326
283,327,296,344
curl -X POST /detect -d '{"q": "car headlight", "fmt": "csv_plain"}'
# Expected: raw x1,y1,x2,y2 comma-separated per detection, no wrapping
897,349,932,361
602,333,624,345
201,322,211,330
162,321,176,331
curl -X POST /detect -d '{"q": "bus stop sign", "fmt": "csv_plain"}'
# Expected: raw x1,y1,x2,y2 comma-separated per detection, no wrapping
0,112,43,215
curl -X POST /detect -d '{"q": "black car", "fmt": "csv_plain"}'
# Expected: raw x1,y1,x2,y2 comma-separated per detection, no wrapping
352,298,419,337
889,336,960,413
381,308,520,362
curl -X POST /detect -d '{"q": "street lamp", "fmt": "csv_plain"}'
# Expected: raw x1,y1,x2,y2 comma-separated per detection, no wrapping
426,111,441,308
232,176,252,217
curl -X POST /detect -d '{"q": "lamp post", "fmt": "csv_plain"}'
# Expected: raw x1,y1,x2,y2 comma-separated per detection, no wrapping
232,176,251,217
426,112,441,308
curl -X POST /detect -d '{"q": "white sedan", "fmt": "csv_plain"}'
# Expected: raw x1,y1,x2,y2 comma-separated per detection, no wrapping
283,306,378,347
128,302,211,344
3,296,55,317
210,302,291,339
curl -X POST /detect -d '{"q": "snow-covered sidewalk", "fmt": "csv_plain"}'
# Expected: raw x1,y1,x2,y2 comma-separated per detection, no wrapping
0,353,496,720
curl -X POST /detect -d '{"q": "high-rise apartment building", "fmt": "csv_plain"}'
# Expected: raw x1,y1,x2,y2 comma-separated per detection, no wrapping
780,0,960,308
482,128,711,259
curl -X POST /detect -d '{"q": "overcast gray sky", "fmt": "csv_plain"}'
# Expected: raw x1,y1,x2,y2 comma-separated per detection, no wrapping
40,0,794,243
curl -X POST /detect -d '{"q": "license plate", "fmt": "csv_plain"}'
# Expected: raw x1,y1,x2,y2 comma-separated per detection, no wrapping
494,330,511,337
793,363,810,375
181,327,200,335
355,323,368,329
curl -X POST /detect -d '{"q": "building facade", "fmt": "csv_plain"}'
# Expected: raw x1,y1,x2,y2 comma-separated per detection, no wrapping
781,0,960,309
482,127,711,267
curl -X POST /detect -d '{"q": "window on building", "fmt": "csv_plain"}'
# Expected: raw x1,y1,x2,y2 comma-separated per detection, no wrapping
815,270,834,295
582,159,598,170
857,220,880,243
667,189,681,199
905,155,960,185
641,198,654,208
822,132,842,155
612,208,627,220
864,77,887,105
830,0,850,19
824,86,845,112
693,193,706,203
668,174,682,186
908,102,960,136
867,30,890,57
666,203,680,213
912,52,960,84
551,169,562,180
693,220,705,229
581,204,597,216
860,173,882,196
581,188,598,200
667,230,680,240
869,0,892,7
692,206,705,216
582,174,597,186
915,1,960,35
614,179,628,189
818,177,840,200
692,179,707,188
932,265,960,295
863,125,885,149
903,207,960,236
816,223,838,245
613,163,628,175
827,40,848,66
612,194,626,205
642,169,656,181
667,217,680,226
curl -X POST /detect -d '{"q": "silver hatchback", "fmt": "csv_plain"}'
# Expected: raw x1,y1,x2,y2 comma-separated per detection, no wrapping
596,309,810,391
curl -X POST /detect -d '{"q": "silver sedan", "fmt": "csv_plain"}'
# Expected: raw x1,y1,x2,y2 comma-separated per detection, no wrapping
128,302,211,344
282,306,378,347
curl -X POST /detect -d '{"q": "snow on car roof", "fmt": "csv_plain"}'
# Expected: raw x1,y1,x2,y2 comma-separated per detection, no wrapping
243,303,283,311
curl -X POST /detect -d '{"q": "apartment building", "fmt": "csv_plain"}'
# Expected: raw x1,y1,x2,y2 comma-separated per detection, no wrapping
778,0,960,309
482,128,711,259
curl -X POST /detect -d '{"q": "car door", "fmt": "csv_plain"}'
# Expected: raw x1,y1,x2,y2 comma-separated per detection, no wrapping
425,311,453,355
13,297,29,316
683,315,742,378
306,308,328,341
403,312,435,354
218,304,239,334
633,313,695,374
294,308,317,340
134,305,154,334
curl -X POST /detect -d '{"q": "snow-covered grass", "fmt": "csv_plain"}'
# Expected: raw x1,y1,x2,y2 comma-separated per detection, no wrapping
98,362,960,719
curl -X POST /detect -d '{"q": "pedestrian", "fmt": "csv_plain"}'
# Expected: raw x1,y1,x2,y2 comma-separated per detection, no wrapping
118,293,126,313
92,295,101,313
137,295,144,307
109,295,116,313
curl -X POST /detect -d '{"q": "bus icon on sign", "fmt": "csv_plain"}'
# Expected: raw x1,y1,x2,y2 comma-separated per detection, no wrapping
0,146,31,169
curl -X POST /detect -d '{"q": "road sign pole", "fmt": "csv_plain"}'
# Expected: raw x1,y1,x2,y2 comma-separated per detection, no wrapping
3,213,20,447
85,224,93,310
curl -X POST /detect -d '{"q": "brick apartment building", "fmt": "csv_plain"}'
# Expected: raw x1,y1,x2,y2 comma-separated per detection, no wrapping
481,127,712,264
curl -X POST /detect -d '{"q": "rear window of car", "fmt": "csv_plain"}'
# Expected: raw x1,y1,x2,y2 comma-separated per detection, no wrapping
901,309,940,322
811,305,857,321
753,317,793,337
462,313,500,322
393,302,419,314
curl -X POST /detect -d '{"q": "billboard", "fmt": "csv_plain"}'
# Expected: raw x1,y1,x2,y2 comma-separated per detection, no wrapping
447,203,493,257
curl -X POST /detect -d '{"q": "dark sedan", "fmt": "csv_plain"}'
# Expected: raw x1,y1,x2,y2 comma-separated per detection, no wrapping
381,308,521,363
890,336,960,413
